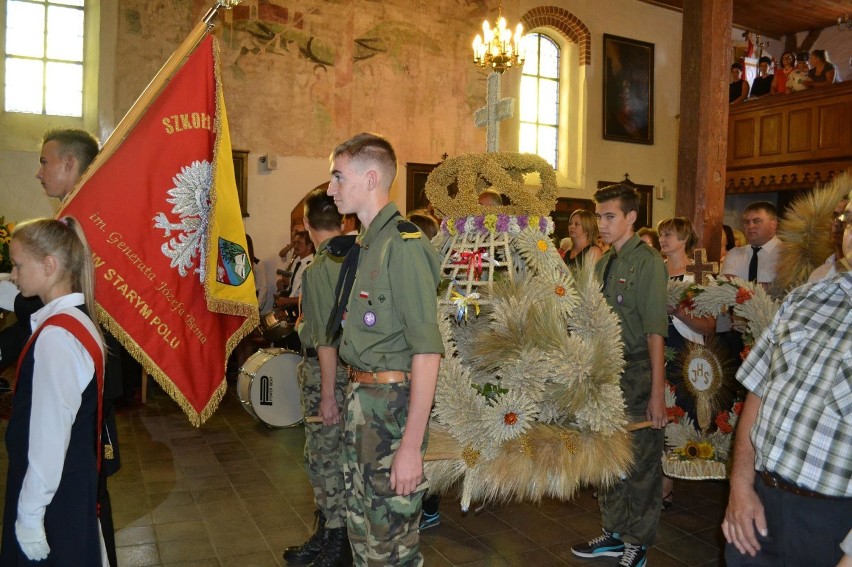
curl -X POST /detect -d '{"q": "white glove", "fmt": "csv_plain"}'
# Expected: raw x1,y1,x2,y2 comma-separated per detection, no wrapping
15,520,50,561
0,279,19,311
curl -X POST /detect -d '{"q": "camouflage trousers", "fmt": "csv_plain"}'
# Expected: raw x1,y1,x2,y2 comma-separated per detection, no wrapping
297,356,348,529
343,382,429,567
599,358,664,546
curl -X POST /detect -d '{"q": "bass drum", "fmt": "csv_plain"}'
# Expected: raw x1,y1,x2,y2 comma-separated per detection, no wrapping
237,348,303,427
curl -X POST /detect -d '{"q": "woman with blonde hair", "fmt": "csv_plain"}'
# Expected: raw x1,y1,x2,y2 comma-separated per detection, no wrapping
1,217,106,566
657,217,717,510
564,209,602,268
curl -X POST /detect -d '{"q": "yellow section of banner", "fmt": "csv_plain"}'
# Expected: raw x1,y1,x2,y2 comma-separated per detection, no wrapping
205,38,259,322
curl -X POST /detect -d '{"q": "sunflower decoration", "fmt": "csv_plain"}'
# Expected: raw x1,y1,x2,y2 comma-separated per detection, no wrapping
485,390,539,443
663,413,734,480
677,441,715,460
0,216,16,273
513,228,564,277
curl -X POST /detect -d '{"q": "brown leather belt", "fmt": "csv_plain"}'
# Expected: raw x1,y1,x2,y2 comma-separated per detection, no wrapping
348,368,410,384
759,471,848,500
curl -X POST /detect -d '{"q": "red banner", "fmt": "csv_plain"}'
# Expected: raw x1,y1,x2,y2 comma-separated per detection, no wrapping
60,35,258,425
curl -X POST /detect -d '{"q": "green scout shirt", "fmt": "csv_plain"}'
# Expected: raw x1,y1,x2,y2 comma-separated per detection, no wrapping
595,233,668,355
297,237,345,349
339,203,444,372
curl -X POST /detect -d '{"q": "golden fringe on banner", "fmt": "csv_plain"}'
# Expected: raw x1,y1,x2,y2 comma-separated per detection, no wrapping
96,305,234,427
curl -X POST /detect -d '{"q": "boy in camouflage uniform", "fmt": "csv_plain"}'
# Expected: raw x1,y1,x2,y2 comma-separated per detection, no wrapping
327,133,443,566
283,186,356,567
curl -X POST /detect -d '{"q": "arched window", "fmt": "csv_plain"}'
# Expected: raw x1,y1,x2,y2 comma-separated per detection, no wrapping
519,33,560,169
4,0,86,116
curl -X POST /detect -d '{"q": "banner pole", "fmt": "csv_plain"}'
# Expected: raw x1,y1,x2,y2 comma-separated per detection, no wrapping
59,1,239,213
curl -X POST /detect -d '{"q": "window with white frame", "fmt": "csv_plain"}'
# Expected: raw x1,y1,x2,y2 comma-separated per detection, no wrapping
519,32,559,169
4,0,85,117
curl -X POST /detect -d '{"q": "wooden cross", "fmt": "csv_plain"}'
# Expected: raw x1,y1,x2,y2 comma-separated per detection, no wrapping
686,248,719,285
474,72,514,152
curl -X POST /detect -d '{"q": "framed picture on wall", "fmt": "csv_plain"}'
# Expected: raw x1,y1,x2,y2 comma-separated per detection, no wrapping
232,150,249,217
597,175,653,230
603,34,654,145
406,162,440,214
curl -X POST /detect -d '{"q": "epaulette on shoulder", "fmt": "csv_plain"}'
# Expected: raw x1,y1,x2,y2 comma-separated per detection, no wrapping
326,234,357,256
396,220,422,240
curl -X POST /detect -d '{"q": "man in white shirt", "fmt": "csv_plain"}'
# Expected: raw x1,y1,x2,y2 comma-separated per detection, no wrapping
275,230,314,308
721,201,781,284
717,202,781,347
808,196,849,283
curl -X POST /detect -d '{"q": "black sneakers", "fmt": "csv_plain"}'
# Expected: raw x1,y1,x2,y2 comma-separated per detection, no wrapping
571,532,647,566
571,530,626,558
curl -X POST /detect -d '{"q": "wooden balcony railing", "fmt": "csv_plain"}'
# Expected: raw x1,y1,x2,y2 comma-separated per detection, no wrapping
726,81,852,193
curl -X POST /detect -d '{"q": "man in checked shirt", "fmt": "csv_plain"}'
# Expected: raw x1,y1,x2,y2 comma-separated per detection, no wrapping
722,195,852,567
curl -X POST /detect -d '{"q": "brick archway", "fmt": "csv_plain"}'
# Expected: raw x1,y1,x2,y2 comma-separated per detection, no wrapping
521,6,591,66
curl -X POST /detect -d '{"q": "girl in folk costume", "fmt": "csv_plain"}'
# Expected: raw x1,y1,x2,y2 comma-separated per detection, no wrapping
0,217,106,566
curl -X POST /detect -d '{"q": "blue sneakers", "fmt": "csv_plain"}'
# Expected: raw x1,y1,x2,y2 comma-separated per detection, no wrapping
418,511,441,531
571,530,626,558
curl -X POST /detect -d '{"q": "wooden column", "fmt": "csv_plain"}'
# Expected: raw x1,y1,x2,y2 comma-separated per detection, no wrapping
675,0,732,262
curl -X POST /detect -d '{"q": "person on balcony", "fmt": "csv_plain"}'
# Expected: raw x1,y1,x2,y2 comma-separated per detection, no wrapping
786,53,811,92
729,63,749,104
750,57,774,97
805,49,841,88
770,52,795,95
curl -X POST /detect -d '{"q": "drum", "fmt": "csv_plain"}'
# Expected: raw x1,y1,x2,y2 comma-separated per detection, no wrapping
237,348,303,427
260,310,295,343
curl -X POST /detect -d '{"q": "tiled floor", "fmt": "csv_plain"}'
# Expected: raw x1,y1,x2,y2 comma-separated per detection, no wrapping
0,382,728,566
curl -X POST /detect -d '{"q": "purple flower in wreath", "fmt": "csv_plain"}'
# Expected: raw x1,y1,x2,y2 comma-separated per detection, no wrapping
455,218,467,234
518,215,529,230
440,219,449,235
473,215,486,232
539,216,548,232
496,214,510,232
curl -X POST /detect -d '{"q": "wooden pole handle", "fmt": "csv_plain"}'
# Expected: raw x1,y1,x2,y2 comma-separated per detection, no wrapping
58,2,229,214
305,417,661,430
625,420,653,431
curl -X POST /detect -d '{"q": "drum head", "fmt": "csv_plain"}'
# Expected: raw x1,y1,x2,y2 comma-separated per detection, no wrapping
237,349,303,427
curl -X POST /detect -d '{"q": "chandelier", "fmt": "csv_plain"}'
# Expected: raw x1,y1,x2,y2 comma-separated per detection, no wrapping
472,1,525,73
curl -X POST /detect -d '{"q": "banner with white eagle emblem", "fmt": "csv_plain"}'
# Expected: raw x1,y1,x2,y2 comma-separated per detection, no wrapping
59,34,258,425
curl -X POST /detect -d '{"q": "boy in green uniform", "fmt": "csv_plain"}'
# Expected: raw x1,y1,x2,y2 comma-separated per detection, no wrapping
283,187,355,567
571,184,668,567
327,133,443,566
